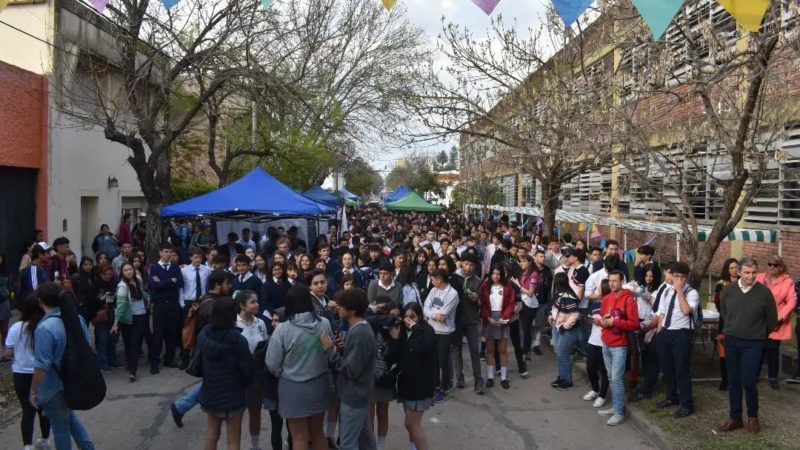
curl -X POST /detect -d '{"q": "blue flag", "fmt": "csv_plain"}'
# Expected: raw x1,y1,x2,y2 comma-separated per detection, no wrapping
162,0,180,9
262,0,275,8
630,0,684,39
551,0,594,26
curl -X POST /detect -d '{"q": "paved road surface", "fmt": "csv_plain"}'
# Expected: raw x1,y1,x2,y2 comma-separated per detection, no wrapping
0,347,656,450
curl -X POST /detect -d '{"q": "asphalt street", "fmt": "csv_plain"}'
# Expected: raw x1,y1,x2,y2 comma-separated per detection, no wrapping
0,346,656,450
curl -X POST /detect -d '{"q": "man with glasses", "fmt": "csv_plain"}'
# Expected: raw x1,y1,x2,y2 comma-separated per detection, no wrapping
717,257,777,434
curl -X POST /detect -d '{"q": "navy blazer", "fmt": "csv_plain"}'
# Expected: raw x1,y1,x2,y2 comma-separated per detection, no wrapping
148,262,184,303
231,272,263,302
260,277,289,314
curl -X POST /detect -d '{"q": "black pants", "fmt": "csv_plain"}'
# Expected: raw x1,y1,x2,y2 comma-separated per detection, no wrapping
520,304,537,354
638,333,662,396
435,333,452,390
13,373,50,445
725,336,764,420
268,409,290,450
121,313,154,374
509,319,526,371
587,344,609,399
760,338,781,380
658,329,694,409
151,302,180,365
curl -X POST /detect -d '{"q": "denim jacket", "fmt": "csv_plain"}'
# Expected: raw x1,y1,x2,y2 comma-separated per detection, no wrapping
34,308,89,406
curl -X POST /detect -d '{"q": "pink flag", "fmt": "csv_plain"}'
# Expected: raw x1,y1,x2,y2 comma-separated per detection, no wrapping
471,0,501,15
90,0,108,13
591,230,603,239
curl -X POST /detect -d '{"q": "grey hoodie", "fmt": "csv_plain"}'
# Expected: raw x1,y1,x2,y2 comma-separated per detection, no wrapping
265,312,332,382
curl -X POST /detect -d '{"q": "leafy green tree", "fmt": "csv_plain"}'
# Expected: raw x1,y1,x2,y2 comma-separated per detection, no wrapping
435,150,449,170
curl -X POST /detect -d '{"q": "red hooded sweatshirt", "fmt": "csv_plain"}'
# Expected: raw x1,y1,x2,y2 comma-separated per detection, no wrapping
600,289,639,347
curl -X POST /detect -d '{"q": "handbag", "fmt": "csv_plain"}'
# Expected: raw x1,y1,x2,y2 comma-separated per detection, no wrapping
185,347,203,377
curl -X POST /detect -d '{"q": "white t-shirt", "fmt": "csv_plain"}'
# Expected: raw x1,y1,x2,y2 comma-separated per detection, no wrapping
236,314,268,353
489,285,504,311
5,321,35,374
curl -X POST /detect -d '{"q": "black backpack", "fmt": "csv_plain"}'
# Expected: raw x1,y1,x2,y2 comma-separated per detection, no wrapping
50,290,107,410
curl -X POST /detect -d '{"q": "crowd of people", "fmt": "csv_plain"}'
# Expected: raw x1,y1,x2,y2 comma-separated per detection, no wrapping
1,205,799,450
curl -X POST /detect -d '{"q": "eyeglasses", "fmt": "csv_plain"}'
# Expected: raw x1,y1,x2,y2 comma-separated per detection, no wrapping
767,263,780,268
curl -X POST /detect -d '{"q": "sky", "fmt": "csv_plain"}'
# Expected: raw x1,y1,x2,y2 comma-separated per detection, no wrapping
371,0,550,173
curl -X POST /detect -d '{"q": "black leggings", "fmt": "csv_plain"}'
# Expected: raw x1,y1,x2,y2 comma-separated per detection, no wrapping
520,305,537,354
13,373,50,445
268,409,290,450
586,344,609,399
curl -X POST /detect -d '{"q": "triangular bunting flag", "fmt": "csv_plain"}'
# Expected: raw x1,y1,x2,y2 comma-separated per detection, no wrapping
90,0,108,13
0,0,11,13
578,222,586,232
591,224,598,232
718,0,770,33
381,0,397,10
630,0,684,39
591,230,603,239
262,0,275,9
551,0,594,26
162,0,180,9
471,0,501,16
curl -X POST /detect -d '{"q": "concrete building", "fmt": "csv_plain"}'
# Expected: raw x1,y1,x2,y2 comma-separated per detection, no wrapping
0,0,145,260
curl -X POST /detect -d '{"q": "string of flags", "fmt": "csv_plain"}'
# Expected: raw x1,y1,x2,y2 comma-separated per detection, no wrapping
0,0,774,38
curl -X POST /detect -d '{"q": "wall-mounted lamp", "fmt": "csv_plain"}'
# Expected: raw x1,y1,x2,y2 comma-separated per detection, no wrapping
108,174,119,189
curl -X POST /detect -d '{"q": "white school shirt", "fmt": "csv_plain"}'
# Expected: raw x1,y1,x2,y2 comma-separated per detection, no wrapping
236,314,268,353
656,285,700,330
5,322,35,374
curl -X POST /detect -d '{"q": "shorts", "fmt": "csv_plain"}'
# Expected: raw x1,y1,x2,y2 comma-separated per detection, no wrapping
400,397,433,412
203,407,246,419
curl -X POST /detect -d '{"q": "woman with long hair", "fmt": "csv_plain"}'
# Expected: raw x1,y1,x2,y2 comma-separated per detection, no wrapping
397,266,421,305
584,280,611,408
266,284,333,450
253,254,269,283
111,262,153,381
131,254,148,289
4,293,50,448
714,258,738,391
393,301,436,450
339,252,364,289
235,290,268,450
71,256,97,323
512,254,539,362
757,256,797,390
198,298,254,450
261,262,289,317
297,254,314,285
550,272,581,390
480,264,516,389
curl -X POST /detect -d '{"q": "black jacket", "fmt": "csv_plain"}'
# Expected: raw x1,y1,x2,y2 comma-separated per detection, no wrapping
231,273,263,303
396,321,437,401
260,277,289,315
197,326,253,413
416,271,434,304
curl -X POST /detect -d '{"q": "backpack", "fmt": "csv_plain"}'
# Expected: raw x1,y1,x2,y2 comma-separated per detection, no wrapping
52,290,107,410
374,331,394,386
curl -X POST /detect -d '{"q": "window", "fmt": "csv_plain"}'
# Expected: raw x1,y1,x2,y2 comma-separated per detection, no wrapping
745,125,800,226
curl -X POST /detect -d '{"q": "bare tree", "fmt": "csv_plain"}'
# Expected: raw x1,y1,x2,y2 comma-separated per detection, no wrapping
601,0,800,286
412,9,615,236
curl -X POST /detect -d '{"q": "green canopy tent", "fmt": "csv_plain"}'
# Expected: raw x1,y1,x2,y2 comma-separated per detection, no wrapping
386,191,442,212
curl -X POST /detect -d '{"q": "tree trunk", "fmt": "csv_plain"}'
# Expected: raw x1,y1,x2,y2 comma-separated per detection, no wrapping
541,180,560,238
144,203,163,264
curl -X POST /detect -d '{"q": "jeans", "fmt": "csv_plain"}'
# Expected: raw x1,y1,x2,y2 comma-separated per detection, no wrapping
94,323,118,369
520,304,537,353
550,323,560,358
451,323,483,384
603,345,628,416
532,306,549,348
151,302,181,365
508,319,526,371
435,333,452,390
120,313,153,374
41,393,95,450
338,403,376,450
725,336,764,420
556,327,581,383
658,329,693,409
175,382,202,414
576,308,589,356
13,373,50,445
587,344,608,398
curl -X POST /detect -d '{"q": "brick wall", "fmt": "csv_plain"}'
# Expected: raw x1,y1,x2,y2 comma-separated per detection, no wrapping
0,60,46,169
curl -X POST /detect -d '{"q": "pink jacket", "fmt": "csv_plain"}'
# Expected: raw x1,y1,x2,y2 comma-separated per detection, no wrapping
757,273,797,341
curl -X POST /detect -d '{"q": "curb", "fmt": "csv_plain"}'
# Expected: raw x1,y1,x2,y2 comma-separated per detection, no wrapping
569,359,673,450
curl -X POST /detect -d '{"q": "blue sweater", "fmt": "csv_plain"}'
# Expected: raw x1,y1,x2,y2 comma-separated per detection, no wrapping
148,262,184,303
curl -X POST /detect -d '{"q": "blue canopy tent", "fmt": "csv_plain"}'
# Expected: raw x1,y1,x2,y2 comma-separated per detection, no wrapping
339,187,359,203
162,167,337,221
385,185,411,203
303,185,343,207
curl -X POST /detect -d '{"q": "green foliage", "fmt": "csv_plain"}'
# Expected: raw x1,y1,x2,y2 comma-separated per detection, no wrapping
170,178,216,202
386,158,445,198
345,163,381,198
457,176,503,207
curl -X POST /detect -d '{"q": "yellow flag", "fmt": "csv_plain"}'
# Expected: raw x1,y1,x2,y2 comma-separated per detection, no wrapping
0,0,10,13
591,224,598,232
578,223,586,232
381,0,397,11
717,0,770,33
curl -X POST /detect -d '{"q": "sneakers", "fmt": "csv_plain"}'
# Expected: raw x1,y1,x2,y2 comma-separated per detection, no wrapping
519,366,529,378
434,389,448,403
598,407,616,416
475,380,486,395
607,414,625,426
34,439,51,450
170,402,184,428
129,372,137,382
486,378,494,388
550,377,562,388
500,379,510,389
556,380,574,391
444,384,455,395
583,391,598,401
593,397,607,408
